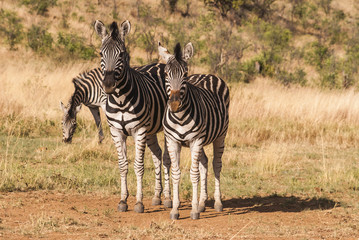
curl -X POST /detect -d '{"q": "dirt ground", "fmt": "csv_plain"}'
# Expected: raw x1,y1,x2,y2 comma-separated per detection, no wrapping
0,191,358,239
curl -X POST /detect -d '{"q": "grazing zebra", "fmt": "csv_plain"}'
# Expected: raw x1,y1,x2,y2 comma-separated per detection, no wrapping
158,42,230,220
94,20,172,213
60,68,106,144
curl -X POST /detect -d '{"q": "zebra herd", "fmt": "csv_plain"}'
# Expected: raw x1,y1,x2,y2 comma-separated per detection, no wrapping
60,20,230,220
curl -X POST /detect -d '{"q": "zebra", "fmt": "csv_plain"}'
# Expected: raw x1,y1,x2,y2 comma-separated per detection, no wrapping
158,42,230,220
60,68,107,144
94,20,172,213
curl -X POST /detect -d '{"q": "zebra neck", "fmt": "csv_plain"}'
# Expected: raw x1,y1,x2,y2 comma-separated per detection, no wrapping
114,67,143,97
69,89,83,113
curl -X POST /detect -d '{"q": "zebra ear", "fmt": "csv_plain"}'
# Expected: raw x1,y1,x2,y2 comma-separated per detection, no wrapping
158,41,172,63
94,20,108,39
183,42,194,62
120,20,131,40
60,101,66,113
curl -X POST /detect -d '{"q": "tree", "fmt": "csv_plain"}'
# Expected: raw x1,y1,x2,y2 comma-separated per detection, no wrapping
0,10,23,50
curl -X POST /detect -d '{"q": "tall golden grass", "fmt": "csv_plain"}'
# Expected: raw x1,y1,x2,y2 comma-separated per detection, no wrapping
3,50,359,125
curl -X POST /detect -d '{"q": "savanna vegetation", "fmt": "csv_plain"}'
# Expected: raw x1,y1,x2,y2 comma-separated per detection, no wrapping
1,0,359,238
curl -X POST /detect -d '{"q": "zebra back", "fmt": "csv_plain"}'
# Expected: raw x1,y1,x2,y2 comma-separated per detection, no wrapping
72,67,106,109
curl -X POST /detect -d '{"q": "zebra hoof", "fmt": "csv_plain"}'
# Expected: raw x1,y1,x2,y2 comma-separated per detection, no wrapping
199,203,206,213
170,213,179,220
214,202,223,212
152,197,161,206
134,202,144,213
190,212,200,220
118,201,128,212
164,199,172,208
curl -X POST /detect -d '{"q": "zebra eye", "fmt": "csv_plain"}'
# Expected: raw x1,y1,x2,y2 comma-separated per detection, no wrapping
99,52,103,57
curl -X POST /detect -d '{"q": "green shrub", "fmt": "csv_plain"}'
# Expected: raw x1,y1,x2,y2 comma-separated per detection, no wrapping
0,10,23,50
291,2,318,29
305,41,330,70
27,25,53,53
21,0,57,15
276,68,307,87
321,72,338,89
251,20,291,50
57,32,96,60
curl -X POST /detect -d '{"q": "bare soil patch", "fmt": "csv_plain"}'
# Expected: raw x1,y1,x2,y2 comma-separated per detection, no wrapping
0,191,358,239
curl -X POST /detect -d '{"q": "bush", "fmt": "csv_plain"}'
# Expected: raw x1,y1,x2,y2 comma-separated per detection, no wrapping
21,0,57,16
57,32,96,60
0,10,23,50
276,68,307,87
27,25,53,53
291,2,318,29
305,41,330,70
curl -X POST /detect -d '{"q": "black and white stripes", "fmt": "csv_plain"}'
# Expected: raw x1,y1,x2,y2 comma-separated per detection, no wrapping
60,67,106,143
94,20,172,213
159,42,230,220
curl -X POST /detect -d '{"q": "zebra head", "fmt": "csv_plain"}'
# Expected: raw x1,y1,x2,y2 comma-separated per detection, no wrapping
60,101,81,143
158,42,193,112
94,20,131,94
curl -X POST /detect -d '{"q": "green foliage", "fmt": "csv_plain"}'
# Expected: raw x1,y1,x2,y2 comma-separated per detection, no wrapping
131,3,164,61
0,9,23,50
291,1,318,29
305,41,330,70
276,68,307,87
135,31,156,61
241,20,292,81
204,27,250,82
252,20,291,50
27,25,53,53
203,0,276,19
319,0,332,15
203,0,235,17
305,41,344,89
57,32,96,60
21,0,57,15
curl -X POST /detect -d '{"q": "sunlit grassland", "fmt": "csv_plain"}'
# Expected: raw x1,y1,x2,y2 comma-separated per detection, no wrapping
1,58,359,209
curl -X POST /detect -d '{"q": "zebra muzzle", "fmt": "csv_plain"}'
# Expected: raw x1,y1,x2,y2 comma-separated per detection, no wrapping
169,100,181,112
169,90,181,112
63,138,72,144
103,71,117,94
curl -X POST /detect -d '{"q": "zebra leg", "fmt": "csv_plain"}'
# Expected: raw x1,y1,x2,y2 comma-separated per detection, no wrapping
198,149,208,213
89,106,104,143
189,142,203,220
163,138,172,208
133,127,147,213
167,137,181,220
146,134,162,206
110,127,129,212
213,136,225,212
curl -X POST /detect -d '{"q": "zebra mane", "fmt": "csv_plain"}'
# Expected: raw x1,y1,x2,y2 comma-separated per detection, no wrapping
174,43,182,62
72,76,81,88
110,21,119,38
67,78,82,118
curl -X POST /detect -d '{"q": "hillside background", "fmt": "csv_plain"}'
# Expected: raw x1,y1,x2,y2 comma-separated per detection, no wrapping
1,0,359,87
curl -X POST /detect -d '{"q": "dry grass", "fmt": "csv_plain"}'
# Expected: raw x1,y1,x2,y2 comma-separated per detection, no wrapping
1,55,359,199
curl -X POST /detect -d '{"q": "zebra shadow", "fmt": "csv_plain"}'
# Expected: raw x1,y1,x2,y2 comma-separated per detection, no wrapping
197,194,339,219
